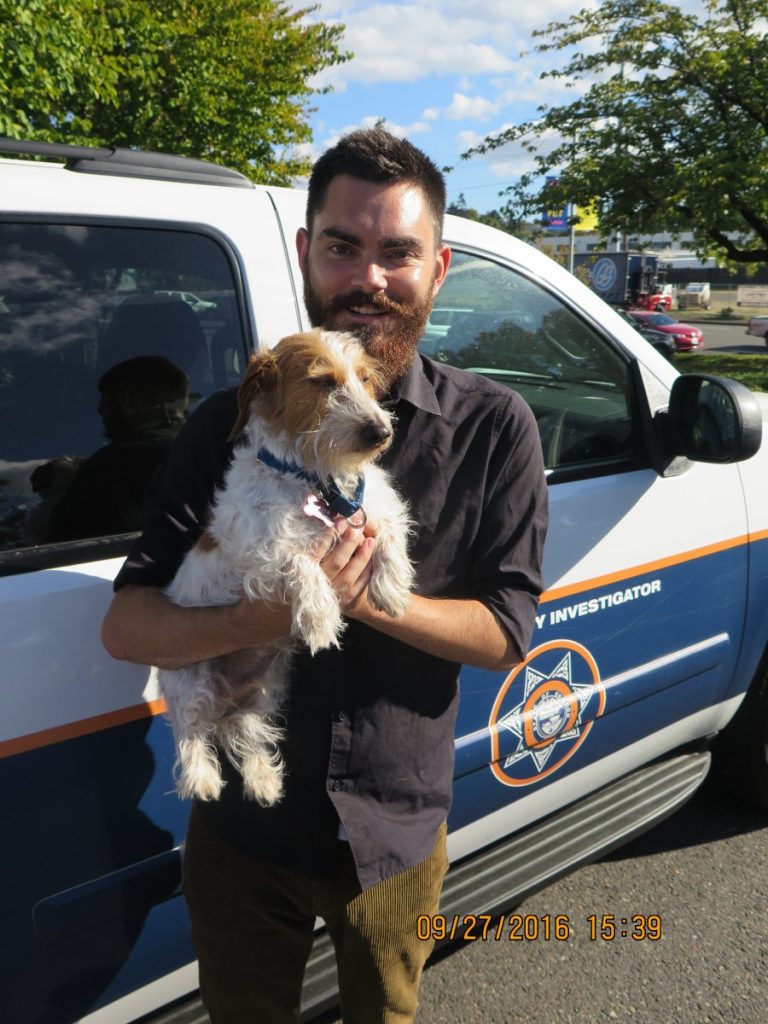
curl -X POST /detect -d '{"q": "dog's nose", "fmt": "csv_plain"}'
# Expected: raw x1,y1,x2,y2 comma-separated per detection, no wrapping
362,420,392,448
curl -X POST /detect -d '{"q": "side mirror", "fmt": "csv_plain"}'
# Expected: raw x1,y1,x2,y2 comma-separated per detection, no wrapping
659,374,763,464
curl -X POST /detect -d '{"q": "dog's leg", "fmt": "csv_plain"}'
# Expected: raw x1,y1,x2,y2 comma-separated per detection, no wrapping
368,519,414,618
287,555,345,653
216,648,290,806
223,710,286,806
176,733,225,802
159,665,226,801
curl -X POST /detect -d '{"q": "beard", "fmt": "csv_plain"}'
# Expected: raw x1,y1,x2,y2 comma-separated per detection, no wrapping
303,275,433,391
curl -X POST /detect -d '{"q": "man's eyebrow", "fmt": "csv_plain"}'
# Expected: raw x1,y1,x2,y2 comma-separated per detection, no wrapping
318,227,425,252
319,227,361,246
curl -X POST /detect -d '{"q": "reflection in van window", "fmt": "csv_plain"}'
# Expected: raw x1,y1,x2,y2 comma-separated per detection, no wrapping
419,250,638,473
0,223,248,556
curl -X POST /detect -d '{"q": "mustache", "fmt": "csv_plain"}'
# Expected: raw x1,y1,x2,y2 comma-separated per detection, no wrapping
325,290,411,317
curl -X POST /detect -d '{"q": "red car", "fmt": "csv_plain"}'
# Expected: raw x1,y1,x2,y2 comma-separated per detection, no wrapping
627,311,704,351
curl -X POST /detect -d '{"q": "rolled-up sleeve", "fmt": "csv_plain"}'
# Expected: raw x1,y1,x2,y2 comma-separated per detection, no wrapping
465,391,548,657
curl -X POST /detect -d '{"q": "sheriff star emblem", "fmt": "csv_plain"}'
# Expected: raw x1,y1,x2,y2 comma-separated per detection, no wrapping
489,641,605,787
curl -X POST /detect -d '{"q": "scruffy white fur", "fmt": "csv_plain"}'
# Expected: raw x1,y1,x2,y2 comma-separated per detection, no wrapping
158,329,413,805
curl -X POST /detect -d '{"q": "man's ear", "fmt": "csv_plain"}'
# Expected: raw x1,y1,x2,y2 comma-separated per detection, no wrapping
431,243,451,298
296,227,310,277
228,350,279,440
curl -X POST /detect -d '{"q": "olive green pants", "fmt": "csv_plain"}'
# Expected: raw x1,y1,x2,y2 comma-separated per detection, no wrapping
183,806,448,1024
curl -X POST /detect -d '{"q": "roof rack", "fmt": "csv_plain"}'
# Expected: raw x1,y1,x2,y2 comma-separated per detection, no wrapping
0,137,254,189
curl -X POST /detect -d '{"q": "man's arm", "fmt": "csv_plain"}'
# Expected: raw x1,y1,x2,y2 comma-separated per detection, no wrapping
101,518,375,669
317,521,523,671
352,593,521,671
100,585,293,670
102,517,522,673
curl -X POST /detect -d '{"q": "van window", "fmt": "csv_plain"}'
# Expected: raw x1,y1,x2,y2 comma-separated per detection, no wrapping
420,250,640,474
0,222,249,570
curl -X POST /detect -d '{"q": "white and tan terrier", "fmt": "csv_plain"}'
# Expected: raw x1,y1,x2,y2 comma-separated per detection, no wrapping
158,329,413,805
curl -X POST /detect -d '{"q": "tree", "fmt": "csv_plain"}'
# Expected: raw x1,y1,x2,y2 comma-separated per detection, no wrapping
463,0,768,264
447,193,526,235
0,0,348,183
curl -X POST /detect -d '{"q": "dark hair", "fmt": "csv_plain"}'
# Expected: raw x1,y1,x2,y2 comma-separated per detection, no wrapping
98,355,188,408
98,356,189,439
306,127,447,242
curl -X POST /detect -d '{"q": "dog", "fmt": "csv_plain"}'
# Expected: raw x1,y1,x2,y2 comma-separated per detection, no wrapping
158,329,414,806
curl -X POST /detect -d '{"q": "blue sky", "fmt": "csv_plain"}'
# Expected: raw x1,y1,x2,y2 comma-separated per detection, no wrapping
295,1,715,215
294,0,603,214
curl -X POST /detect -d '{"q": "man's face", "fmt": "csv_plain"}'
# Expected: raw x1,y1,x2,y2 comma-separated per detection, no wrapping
296,175,450,387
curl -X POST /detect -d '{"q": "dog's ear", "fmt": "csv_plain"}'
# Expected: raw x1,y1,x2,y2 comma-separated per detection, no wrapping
228,350,279,440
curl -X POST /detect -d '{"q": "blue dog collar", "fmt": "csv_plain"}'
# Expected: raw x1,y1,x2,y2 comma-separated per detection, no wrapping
257,447,366,523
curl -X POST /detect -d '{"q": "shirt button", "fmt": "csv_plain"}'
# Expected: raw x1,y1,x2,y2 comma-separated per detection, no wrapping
330,779,343,792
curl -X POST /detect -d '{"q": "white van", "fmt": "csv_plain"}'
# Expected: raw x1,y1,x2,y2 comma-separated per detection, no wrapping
1,139,767,1024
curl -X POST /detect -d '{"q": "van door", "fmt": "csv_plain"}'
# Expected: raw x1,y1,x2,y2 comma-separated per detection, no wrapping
0,219,256,1024
420,250,749,850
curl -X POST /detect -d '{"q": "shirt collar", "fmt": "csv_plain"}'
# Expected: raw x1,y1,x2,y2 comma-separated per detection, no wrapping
383,354,442,416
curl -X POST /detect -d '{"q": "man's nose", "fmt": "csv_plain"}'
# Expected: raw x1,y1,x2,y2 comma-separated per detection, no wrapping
351,259,387,292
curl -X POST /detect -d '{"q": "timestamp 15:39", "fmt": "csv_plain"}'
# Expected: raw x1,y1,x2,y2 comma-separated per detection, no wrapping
415,913,663,942
588,914,662,941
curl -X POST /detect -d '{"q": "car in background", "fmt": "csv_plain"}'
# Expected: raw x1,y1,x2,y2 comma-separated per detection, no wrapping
746,315,768,343
627,310,704,351
154,288,217,313
614,308,675,361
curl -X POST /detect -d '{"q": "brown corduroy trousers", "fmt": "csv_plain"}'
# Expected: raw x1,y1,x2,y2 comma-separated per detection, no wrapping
183,805,449,1024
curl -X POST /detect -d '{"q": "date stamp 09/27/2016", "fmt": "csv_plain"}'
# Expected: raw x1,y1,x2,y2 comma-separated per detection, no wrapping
416,913,663,943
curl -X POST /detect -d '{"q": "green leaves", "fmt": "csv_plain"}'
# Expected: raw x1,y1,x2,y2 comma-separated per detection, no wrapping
0,0,348,183
464,0,768,264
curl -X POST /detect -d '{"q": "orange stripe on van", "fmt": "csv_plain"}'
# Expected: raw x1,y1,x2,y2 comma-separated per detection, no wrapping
540,532,760,604
3,531,768,760
0,698,167,760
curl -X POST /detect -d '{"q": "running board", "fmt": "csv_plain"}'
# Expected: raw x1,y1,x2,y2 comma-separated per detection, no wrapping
149,750,710,1024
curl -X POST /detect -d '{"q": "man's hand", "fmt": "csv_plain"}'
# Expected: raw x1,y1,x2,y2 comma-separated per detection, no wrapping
316,516,377,613
317,516,523,672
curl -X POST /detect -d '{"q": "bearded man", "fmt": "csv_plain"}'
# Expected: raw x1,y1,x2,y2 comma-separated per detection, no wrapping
102,128,548,1024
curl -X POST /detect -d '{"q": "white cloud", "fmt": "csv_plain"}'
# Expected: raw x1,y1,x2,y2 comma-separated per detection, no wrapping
445,93,498,121
456,123,565,181
307,3,517,90
422,107,440,121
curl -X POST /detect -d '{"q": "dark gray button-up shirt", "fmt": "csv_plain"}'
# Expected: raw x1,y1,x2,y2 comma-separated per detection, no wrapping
115,354,548,889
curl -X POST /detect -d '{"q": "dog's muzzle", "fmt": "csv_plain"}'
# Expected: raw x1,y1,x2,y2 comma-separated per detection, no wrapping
361,420,392,449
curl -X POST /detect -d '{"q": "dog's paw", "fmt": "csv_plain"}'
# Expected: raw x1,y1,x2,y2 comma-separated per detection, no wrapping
294,606,344,654
304,621,344,655
176,736,225,801
368,570,411,619
368,540,414,618
177,765,225,802
241,755,284,806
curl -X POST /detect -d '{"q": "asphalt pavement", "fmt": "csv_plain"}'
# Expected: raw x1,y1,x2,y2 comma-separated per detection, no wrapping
696,320,766,352
318,771,768,1024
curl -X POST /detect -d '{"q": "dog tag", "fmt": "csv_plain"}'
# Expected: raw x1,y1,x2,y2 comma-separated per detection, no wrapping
346,508,367,529
303,494,336,527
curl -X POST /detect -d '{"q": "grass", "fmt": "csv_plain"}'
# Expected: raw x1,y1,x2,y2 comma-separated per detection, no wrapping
676,352,768,393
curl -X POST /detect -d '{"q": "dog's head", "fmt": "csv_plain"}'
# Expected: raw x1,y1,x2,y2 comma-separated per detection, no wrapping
230,329,394,478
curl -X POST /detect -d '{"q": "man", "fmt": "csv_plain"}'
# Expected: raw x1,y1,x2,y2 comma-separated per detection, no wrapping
102,128,548,1023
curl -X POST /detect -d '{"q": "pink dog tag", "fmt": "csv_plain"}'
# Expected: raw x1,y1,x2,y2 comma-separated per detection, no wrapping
303,494,336,527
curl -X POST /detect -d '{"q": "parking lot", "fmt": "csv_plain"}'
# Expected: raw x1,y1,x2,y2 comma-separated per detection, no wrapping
319,771,768,1024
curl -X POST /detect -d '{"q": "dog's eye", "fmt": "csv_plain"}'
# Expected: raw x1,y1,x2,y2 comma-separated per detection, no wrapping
313,375,337,389
359,374,371,385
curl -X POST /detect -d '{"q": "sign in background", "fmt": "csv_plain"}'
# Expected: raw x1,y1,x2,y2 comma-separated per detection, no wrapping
543,175,570,231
